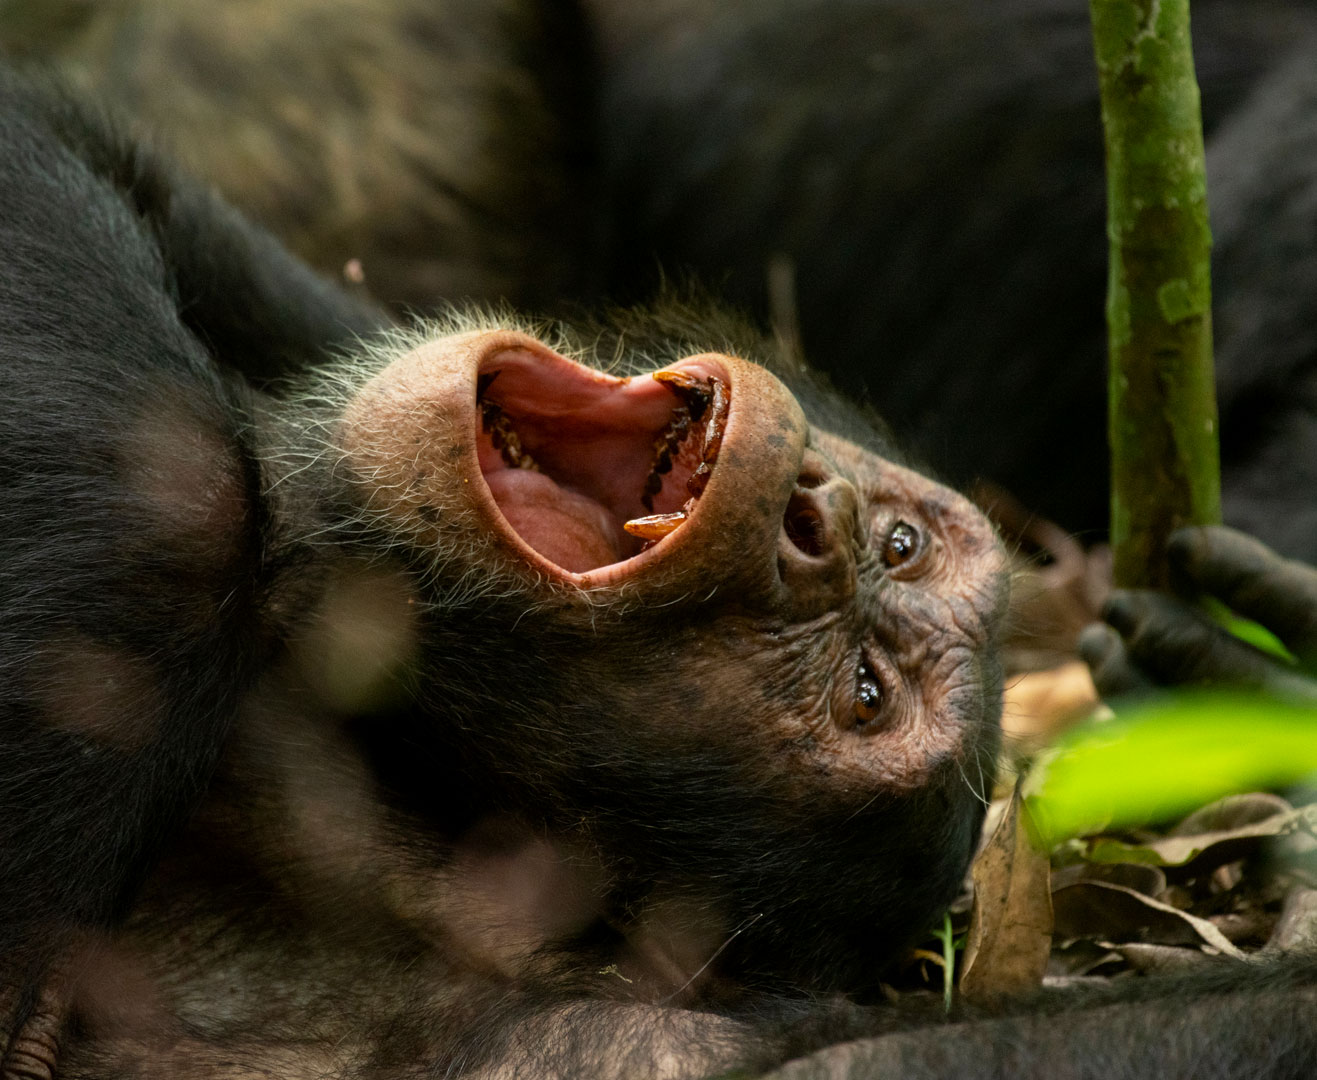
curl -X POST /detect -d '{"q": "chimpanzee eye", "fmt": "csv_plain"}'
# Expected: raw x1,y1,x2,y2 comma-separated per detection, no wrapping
854,661,883,725
882,521,920,568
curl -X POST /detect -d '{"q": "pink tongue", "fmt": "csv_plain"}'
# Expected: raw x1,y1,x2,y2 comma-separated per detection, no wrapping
484,470,625,573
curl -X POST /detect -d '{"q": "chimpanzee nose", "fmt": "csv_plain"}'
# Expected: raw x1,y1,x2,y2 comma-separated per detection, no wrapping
775,453,862,620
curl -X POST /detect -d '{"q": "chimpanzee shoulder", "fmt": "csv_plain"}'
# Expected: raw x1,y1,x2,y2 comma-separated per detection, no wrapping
1,64,256,970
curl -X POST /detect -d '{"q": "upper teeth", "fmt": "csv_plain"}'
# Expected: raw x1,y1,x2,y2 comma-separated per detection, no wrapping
626,370,729,546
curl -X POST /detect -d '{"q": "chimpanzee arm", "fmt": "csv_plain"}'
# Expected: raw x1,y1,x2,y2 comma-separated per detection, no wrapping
1079,526,1317,701
402,964,1317,1078
148,179,390,388
15,70,389,388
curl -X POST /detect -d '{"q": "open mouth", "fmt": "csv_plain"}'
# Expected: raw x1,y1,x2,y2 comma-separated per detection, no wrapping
475,349,730,575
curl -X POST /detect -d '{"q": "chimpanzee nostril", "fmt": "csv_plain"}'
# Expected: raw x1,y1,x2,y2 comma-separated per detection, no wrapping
784,490,826,556
773,474,862,617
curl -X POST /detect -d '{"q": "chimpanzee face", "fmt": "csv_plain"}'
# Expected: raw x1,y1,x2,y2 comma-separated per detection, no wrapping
325,324,1007,994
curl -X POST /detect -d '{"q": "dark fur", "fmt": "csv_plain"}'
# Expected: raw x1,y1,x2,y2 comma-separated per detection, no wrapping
0,68,379,969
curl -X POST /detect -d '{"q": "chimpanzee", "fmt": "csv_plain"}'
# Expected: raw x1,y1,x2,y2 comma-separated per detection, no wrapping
8,0,1317,562
0,67,1013,1078
4,40,1317,1080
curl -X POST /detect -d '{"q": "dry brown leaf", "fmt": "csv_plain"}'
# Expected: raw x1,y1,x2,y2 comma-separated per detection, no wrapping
1170,792,1293,835
1110,942,1217,974
1050,861,1166,899
1208,910,1277,946
1263,885,1317,955
960,784,1053,1002
1002,661,1100,748
1052,880,1247,959
1086,803,1317,877
1045,939,1123,978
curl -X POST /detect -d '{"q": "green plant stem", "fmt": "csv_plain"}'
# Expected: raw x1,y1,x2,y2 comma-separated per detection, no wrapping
1090,0,1221,589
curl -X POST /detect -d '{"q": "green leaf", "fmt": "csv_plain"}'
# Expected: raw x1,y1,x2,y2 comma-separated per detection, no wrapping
1203,596,1298,664
1026,692,1317,848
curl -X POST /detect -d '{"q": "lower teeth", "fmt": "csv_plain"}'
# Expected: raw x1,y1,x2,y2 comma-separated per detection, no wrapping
481,399,539,471
641,406,692,510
